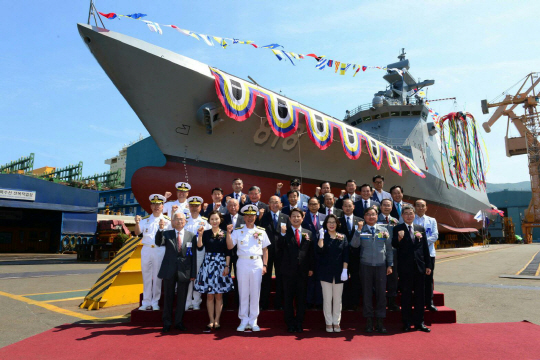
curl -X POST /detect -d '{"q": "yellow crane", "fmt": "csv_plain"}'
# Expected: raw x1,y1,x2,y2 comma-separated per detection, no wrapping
481,72,540,243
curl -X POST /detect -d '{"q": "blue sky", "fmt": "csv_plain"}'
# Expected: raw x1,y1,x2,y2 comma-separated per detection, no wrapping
1,0,539,183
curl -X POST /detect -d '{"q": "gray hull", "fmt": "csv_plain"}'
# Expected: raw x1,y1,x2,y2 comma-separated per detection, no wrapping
78,24,491,228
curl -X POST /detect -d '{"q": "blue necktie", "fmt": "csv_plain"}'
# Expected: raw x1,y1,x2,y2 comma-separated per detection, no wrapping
347,216,352,233
371,227,375,236
364,200,368,210
397,202,401,217
273,213,278,228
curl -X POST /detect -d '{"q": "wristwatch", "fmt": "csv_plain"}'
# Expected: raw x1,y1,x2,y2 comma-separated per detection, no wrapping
263,264,267,267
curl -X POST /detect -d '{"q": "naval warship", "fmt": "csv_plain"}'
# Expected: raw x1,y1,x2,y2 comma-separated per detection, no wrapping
77,23,491,231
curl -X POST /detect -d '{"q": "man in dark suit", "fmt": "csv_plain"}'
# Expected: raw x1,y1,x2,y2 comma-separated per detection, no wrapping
276,178,310,209
282,190,305,215
245,186,269,213
277,208,314,333
338,198,364,310
155,212,197,333
389,185,412,223
353,184,381,218
259,195,291,310
223,178,246,206
392,205,432,333
319,193,343,217
302,197,326,309
220,198,245,308
314,181,332,204
204,187,228,218
335,179,359,209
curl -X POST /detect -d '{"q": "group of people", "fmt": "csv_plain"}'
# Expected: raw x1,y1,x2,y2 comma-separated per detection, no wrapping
134,175,439,334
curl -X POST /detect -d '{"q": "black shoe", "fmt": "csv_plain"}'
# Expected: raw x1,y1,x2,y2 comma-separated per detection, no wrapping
375,318,387,334
427,305,438,312
175,324,187,331
403,323,412,332
365,318,373,333
275,306,284,311
387,297,400,312
287,326,295,333
415,323,431,332
162,325,171,333
295,325,303,333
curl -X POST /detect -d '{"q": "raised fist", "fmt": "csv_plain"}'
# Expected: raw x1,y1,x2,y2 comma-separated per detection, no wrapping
135,215,141,224
198,226,204,234
281,224,287,234
240,194,246,203
259,208,265,219
171,205,179,214
398,230,405,241
202,203,208,211
225,196,231,202
159,219,166,229
227,224,234,234
340,190,347,197
358,220,364,229
164,191,172,199
315,187,321,196
277,182,284,190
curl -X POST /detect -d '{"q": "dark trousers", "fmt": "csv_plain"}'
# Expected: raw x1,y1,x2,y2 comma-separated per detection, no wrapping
386,248,398,297
399,267,425,326
307,254,323,306
162,275,190,327
425,256,435,306
283,275,308,328
361,264,387,318
261,245,276,309
343,247,361,309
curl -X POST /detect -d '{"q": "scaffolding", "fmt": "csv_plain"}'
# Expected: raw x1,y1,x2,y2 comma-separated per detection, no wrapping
0,153,34,174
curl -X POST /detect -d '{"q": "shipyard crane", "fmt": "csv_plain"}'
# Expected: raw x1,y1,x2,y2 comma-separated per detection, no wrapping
481,72,540,243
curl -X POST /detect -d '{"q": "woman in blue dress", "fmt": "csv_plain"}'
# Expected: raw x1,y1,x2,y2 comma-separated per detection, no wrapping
195,210,233,331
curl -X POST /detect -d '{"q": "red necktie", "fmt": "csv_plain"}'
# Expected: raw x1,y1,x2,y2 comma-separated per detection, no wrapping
177,231,182,252
386,216,389,224
295,229,300,247
312,213,317,226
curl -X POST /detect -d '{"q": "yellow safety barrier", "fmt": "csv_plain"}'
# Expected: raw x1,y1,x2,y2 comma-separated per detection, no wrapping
79,236,143,310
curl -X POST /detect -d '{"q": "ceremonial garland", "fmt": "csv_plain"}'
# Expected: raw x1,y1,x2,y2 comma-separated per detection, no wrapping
98,11,391,76
438,112,487,191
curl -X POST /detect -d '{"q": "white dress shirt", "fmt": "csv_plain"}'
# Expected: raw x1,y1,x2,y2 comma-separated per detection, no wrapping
414,214,439,257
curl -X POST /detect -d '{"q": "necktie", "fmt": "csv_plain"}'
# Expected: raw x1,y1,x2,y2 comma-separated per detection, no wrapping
295,229,301,247
347,216,352,233
177,231,182,252
327,208,331,215
397,203,402,217
371,227,375,236
385,216,389,224
235,193,238,200
273,213,278,228
232,215,237,228
408,225,414,241
215,203,220,211
312,213,317,227
364,200,368,209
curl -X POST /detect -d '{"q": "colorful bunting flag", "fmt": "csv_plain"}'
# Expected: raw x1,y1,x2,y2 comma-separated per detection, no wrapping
142,20,163,35
334,61,341,73
199,34,214,46
98,12,118,19
262,44,283,49
315,58,327,70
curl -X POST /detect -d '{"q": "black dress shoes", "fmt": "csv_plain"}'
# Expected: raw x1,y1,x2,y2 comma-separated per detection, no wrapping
427,305,438,312
415,323,431,332
175,324,187,331
375,318,387,334
162,325,171,333
403,323,412,332
365,317,373,333
287,326,295,333
295,325,303,333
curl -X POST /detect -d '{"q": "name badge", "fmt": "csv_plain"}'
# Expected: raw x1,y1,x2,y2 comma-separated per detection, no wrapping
302,202,308,209
426,228,432,236
187,243,192,248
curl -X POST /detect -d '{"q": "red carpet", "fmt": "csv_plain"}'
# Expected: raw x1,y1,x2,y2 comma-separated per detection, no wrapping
2,321,540,359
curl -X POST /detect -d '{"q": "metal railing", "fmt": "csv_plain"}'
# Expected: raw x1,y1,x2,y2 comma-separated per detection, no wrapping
345,98,423,120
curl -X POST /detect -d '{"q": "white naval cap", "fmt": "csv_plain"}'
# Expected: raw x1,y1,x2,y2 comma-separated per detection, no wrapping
241,204,259,215
187,196,203,205
149,194,166,204
175,182,191,191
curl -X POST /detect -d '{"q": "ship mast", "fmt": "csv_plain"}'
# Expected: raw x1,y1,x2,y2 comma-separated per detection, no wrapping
87,0,106,28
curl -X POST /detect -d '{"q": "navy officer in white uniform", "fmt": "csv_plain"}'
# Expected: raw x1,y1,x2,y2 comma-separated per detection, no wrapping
226,204,270,332
163,182,191,217
135,194,172,311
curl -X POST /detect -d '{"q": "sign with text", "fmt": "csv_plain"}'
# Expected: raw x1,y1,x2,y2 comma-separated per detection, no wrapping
0,188,36,201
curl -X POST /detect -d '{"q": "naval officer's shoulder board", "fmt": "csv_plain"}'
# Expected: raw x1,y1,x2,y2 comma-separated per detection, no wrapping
142,215,150,219
163,215,171,220
201,216,208,221
256,226,265,231
234,224,245,230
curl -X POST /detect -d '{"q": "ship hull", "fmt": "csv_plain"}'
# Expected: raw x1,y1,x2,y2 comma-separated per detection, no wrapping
78,24,491,230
